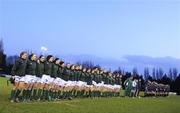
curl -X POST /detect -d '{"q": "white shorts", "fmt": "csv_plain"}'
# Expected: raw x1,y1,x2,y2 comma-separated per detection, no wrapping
14,75,21,83
48,77,55,84
24,75,36,84
19,76,26,82
41,74,51,84
54,78,60,85
31,76,38,83
36,77,42,83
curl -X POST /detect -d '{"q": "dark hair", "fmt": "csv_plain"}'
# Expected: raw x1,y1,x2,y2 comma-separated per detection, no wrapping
90,69,95,73
92,67,97,70
39,55,44,59
60,61,64,65
113,71,118,74
70,65,75,69
106,71,111,75
54,58,60,63
20,51,27,57
29,53,36,60
46,55,53,61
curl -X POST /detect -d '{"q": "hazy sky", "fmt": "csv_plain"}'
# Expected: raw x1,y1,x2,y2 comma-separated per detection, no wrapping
1,0,180,59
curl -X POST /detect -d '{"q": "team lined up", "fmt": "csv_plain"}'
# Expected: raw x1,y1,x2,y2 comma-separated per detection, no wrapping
144,81,170,97
9,52,122,102
123,77,170,97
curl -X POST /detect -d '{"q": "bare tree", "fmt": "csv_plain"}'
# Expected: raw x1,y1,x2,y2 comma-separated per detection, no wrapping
132,67,138,76
172,68,178,80
158,68,164,79
169,68,173,80
0,38,6,73
144,67,150,81
0,38,4,53
152,68,156,79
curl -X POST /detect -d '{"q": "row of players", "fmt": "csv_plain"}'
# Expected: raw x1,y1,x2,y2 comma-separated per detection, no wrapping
144,81,170,97
9,52,121,102
123,77,169,97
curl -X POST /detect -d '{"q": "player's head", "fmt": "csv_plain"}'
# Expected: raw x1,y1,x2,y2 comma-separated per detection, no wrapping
54,58,61,65
20,51,27,60
83,68,86,72
47,55,53,62
29,53,36,61
60,61,65,67
39,55,45,62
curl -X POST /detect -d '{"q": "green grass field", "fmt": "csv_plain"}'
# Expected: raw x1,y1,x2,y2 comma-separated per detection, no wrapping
0,77,180,113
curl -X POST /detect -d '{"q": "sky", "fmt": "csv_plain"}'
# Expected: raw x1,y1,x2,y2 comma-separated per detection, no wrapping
1,0,180,60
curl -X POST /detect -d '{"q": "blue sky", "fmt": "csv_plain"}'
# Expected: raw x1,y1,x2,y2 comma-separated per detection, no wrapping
1,0,180,60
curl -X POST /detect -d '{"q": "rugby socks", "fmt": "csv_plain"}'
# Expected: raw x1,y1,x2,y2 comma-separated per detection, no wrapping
32,89,37,100
22,89,27,101
10,90,16,101
14,89,21,100
26,89,32,101
37,89,42,99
